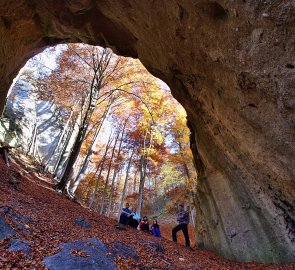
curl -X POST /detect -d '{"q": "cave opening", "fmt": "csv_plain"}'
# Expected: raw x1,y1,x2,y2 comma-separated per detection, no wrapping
1,0,295,265
0,43,198,245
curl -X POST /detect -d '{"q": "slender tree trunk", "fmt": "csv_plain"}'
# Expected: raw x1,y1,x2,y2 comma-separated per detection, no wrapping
106,168,119,217
100,127,121,214
117,148,134,221
112,169,122,213
56,125,88,191
55,88,97,191
52,128,72,176
106,118,128,216
1,147,9,166
32,128,38,157
70,100,112,193
137,155,147,218
178,141,192,180
88,131,113,209
28,120,38,156
45,108,74,172
137,127,153,218
183,161,191,180
133,170,138,193
53,113,79,177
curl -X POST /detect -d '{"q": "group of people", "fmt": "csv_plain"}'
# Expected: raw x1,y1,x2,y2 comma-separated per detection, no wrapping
119,202,190,247
119,203,161,237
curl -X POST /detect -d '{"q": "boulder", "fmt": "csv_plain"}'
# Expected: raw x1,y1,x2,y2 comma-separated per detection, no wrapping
0,216,15,240
8,237,32,253
110,241,140,262
43,238,117,270
74,217,91,228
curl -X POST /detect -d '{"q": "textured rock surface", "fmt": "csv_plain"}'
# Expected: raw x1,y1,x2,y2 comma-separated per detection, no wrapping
0,0,295,262
0,80,36,148
8,237,32,253
43,238,118,270
0,79,61,163
0,216,15,240
74,217,91,228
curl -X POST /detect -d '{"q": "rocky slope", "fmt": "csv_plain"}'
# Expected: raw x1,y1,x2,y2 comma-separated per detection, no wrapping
0,0,294,262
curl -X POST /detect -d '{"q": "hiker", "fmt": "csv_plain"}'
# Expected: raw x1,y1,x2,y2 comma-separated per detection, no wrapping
119,203,134,226
150,219,161,237
172,203,190,247
129,208,140,228
139,216,149,232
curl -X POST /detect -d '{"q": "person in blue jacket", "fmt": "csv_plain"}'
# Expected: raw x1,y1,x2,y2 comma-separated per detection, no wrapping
172,203,190,247
129,208,140,228
119,202,134,226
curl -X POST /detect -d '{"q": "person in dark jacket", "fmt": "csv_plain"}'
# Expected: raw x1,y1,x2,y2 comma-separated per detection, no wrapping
119,203,134,226
172,203,190,247
139,216,149,232
150,219,161,237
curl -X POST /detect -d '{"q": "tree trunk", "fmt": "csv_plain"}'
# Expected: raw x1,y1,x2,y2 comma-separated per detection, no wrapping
106,168,119,217
117,148,134,221
100,127,121,214
27,120,38,156
137,128,153,218
55,91,97,192
45,108,74,172
88,131,113,209
53,111,80,177
137,154,147,218
133,170,138,193
106,118,128,216
70,100,112,193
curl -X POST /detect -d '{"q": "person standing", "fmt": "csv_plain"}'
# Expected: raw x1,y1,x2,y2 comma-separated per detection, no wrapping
172,203,190,247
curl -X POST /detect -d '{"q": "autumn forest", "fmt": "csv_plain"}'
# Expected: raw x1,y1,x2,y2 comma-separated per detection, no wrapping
2,44,197,223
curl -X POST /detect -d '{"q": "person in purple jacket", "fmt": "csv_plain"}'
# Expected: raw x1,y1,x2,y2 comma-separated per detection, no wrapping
150,219,161,237
172,203,190,247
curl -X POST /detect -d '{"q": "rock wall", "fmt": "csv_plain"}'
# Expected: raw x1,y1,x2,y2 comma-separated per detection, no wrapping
0,79,61,163
0,80,37,149
0,0,294,262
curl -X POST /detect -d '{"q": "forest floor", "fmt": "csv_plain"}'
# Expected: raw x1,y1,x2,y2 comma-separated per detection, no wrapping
0,154,295,270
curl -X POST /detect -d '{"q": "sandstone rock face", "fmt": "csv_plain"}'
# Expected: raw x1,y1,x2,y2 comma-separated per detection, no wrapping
0,0,294,262
0,79,61,163
0,80,37,148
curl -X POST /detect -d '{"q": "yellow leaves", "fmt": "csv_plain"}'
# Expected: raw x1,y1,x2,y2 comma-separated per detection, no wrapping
152,128,163,145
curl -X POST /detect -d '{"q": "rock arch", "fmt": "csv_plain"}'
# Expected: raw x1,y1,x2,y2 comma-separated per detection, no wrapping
0,0,294,262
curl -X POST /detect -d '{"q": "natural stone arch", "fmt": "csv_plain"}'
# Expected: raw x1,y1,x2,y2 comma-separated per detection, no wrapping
1,0,295,263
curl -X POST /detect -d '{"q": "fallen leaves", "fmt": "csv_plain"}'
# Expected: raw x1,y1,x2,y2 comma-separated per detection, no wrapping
0,156,295,270
70,249,90,257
